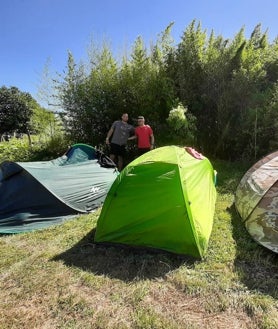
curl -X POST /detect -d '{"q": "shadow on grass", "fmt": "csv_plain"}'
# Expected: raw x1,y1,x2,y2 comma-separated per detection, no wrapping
229,204,278,299
52,229,195,282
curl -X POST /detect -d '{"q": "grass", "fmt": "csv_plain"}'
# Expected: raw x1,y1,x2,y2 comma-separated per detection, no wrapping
0,152,278,328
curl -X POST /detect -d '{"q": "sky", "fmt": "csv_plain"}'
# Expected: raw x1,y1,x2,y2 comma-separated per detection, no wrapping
1,0,278,107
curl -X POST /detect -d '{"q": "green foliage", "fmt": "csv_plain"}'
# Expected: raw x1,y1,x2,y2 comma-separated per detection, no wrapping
0,86,59,149
0,134,69,163
167,104,188,130
31,134,70,160
45,20,278,161
57,36,176,147
31,107,55,135
0,86,33,135
168,22,278,159
0,138,33,162
166,103,197,145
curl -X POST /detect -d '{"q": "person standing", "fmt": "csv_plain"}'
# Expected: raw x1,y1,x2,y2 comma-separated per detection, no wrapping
105,113,134,171
129,116,154,156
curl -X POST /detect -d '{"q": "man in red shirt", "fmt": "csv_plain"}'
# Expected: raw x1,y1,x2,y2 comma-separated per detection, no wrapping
129,116,154,156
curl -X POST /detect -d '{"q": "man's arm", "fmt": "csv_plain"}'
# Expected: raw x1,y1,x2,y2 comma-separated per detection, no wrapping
106,127,114,144
150,134,154,149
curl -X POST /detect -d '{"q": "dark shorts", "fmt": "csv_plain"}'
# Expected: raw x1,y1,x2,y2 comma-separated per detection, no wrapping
138,148,150,156
110,143,126,157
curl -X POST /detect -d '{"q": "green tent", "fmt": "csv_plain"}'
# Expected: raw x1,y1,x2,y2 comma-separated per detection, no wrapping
94,146,217,258
0,143,118,233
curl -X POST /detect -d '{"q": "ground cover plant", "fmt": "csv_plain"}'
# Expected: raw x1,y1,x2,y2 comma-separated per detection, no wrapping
0,135,69,163
0,147,277,329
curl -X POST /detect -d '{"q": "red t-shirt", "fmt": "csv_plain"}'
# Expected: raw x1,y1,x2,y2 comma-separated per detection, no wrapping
135,125,153,148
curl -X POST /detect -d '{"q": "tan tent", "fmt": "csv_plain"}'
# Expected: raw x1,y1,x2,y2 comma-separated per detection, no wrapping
235,151,278,253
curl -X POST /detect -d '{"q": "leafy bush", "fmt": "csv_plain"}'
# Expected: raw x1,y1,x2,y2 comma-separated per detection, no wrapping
0,138,34,162
0,135,69,163
166,103,197,145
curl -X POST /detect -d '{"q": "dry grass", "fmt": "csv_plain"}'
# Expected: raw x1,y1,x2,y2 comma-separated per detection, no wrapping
0,160,277,329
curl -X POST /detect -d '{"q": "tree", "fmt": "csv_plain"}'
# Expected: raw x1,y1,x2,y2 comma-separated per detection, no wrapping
175,20,207,104
0,86,33,137
30,106,62,141
52,21,278,161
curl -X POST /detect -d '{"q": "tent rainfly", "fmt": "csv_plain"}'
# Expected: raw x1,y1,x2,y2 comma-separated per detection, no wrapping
0,143,118,233
94,146,217,258
235,151,278,253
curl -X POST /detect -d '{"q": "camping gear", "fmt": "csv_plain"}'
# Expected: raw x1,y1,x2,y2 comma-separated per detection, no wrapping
235,151,278,253
94,146,217,258
0,143,118,233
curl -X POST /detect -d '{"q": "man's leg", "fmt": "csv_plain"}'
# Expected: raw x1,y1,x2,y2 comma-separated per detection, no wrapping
109,144,117,166
118,156,123,171
109,153,116,162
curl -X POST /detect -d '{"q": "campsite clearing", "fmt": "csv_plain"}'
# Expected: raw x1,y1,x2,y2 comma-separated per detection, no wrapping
0,159,277,329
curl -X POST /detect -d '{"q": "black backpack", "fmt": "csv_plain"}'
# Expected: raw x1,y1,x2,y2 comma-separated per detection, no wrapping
96,150,117,168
